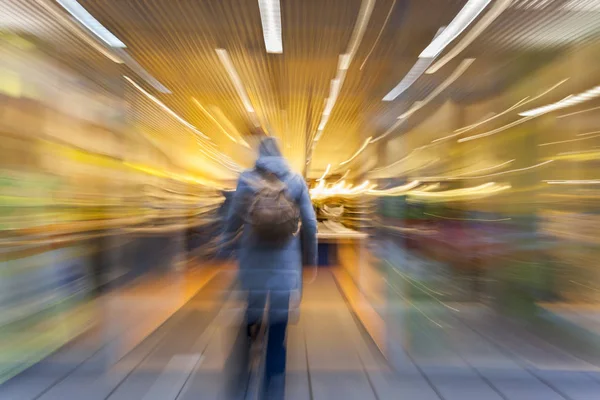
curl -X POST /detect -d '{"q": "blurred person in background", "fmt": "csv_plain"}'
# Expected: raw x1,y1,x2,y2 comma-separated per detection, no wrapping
222,136,317,399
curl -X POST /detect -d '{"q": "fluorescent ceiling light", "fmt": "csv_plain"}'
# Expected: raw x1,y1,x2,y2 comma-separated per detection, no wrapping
317,116,329,132
399,58,474,119
323,79,341,116
338,54,351,70
35,0,122,62
419,0,491,59
384,59,435,101
258,0,283,53
426,0,511,74
308,0,375,161
313,130,324,142
56,0,126,47
383,27,445,101
519,85,600,117
216,49,255,113
346,0,377,60
383,58,474,137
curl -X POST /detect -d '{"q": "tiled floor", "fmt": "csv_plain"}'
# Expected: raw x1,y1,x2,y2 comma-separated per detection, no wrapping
0,266,225,400
2,266,600,400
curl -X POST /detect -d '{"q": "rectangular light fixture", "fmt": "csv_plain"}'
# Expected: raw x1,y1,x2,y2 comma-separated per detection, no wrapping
56,0,126,47
216,49,255,113
419,0,491,59
383,58,435,101
426,0,511,74
338,54,351,70
317,115,329,132
397,58,474,119
323,79,341,116
258,0,283,53
383,27,445,101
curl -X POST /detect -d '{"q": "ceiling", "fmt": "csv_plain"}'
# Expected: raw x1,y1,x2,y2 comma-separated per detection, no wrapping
3,0,600,181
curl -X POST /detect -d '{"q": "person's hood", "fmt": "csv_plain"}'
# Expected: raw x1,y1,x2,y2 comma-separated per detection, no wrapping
254,137,291,178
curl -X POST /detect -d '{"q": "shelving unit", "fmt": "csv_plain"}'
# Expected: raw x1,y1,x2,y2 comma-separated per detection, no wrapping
0,38,223,384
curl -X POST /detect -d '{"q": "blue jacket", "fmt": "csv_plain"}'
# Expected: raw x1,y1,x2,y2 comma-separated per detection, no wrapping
223,144,317,323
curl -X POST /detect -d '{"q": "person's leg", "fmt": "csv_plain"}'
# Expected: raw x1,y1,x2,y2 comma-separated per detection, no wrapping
224,291,267,399
264,293,290,399
247,291,268,326
264,321,288,398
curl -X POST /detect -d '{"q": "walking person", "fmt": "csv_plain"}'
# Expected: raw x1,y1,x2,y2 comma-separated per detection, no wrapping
222,136,317,399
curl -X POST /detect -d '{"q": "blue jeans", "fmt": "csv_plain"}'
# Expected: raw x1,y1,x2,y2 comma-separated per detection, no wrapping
246,292,289,399
262,320,287,399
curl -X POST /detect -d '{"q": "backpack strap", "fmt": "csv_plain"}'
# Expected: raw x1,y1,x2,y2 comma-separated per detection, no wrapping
242,168,296,200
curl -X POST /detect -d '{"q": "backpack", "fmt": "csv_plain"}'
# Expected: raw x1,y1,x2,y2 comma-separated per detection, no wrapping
245,169,300,244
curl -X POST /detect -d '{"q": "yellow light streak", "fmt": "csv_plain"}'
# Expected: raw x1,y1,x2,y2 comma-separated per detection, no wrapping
458,116,535,143
539,134,600,147
318,164,331,181
124,76,209,140
371,59,474,144
408,182,511,200
545,179,600,185
557,105,600,119
452,97,528,135
310,0,375,153
576,130,600,137
215,49,256,113
335,170,350,183
455,79,569,143
417,159,515,181
466,160,553,179
367,180,421,196
423,212,511,222
525,78,571,104
359,0,397,70
397,59,474,121
339,137,372,166
310,179,376,199
192,98,249,147
520,83,600,117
